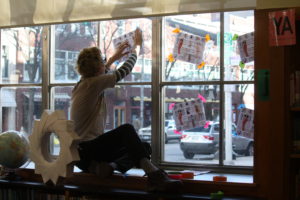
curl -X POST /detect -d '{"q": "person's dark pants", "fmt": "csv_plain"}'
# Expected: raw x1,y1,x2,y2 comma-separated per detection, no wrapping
75,123,151,174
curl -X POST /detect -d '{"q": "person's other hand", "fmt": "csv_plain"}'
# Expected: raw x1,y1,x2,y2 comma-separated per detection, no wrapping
111,41,130,61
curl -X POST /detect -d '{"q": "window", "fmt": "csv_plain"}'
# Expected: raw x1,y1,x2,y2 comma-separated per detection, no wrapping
0,10,254,173
0,27,43,136
52,22,98,83
162,11,254,168
99,18,153,130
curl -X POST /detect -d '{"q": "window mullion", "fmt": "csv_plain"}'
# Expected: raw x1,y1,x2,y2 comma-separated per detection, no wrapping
42,26,50,110
219,12,225,166
151,17,163,165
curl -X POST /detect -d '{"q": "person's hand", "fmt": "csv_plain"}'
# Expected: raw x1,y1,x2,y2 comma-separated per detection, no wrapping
132,28,143,54
105,41,130,70
112,41,130,61
134,28,143,47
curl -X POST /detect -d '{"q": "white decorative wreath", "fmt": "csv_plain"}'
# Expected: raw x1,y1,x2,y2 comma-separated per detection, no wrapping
29,110,80,184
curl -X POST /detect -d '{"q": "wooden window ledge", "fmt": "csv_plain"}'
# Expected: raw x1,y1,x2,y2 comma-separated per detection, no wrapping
0,169,263,200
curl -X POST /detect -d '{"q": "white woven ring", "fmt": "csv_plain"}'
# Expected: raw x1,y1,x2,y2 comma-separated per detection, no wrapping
29,110,80,184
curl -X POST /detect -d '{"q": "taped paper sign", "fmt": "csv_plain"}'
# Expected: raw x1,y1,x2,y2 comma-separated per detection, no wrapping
172,99,206,131
172,32,206,65
237,32,254,64
236,108,254,139
113,29,144,61
268,8,296,46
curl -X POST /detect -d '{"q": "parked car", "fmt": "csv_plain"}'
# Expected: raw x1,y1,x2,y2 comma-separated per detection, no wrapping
180,122,253,159
164,120,181,143
138,120,182,143
138,126,151,142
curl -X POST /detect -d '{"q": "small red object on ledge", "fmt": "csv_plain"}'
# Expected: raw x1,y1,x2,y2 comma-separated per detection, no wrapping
181,172,194,179
167,172,183,179
213,176,227,182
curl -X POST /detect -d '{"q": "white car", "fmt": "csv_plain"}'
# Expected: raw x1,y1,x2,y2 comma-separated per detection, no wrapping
180,122,254,159
164,120,182,143
138,120,182,143
138,126,152,142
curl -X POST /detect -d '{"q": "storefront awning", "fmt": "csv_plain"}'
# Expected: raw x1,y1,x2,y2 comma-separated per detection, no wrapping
133,96,219,103
23,92,70,102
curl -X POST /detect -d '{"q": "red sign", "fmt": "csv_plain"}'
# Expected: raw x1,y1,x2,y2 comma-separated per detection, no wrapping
269,9,296,46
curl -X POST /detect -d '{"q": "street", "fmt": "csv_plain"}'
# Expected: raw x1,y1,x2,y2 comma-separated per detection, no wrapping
50,140,253,166
164,140,254,166
25,140,252,171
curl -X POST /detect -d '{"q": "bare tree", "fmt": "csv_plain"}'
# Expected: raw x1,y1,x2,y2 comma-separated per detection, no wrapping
99,21,120,59
17,27,43,134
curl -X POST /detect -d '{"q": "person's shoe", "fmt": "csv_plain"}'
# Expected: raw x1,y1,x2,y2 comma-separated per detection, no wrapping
146,169,183,193
88,161,114,179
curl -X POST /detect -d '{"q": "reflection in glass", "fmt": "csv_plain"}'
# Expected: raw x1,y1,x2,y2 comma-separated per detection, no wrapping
52,22,98,83
0,87,42,135
164,14,220,82
1,27,43,84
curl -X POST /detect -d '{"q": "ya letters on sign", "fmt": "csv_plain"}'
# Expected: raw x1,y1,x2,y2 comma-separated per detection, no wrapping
269,9,296,46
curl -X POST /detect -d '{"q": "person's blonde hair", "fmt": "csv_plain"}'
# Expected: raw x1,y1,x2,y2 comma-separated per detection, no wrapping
75,47,104,78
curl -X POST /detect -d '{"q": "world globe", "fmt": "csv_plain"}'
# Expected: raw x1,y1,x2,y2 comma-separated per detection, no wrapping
0,130,30,169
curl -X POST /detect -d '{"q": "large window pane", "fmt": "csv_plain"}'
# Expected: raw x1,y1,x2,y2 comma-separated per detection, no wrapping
0,87,42,135
51,86,72,119
100,19,152,82
164,14,220,82
50,86,73,157
223,84,254,167
52,22,98,83
224,11,254,81
51,85,152,136
162,10,254,169
1,27,43,84
105,85,152,132
163,85,220,164
50,85,152,158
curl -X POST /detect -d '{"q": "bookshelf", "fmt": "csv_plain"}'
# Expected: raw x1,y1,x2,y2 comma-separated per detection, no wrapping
291,107,300,112
290,154,300,159
287,14,300,200
254,8,300,199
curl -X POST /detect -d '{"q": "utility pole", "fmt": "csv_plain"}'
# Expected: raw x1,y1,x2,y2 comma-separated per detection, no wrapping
140,54,145,127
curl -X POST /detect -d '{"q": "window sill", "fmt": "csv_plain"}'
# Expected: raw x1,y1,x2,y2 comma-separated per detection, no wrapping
123,168,253,184
0,178,261,200
25,162,253,184
12,164,259,199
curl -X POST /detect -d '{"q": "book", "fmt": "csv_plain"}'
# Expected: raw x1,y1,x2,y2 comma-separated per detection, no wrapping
295,71,300,106
291,72,295,106
293,117,300,153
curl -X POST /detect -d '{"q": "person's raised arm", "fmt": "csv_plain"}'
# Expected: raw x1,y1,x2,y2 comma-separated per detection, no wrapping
105,41,130,72
114,28,143,82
